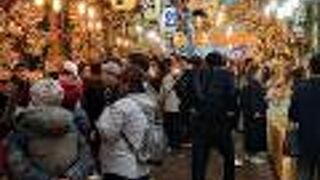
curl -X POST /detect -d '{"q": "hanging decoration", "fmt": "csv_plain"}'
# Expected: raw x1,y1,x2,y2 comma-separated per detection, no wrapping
110,0,138,11
141,0,162,21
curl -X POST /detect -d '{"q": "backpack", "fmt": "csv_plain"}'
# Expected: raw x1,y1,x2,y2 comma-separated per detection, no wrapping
123,94,168,165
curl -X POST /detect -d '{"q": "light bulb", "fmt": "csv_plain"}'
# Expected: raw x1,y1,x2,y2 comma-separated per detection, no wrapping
87,21,94,30
78,1,87,16
135,25,144,34
34,0,45,7
95,21,102,30
123,40,130,47
52,0,62,13
116,37,123,46
146,30,157,40
226,26,233,38
216,11,225,27
88,7,96,19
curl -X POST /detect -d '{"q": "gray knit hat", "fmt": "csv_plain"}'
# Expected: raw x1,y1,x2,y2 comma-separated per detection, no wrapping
30,78,64,106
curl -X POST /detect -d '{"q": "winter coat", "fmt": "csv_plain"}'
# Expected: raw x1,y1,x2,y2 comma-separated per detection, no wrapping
8,106,95,180
160,73,181,113
175,69,198,113
290,77,320,156
59,77,84,111
0,139,7,175
240,75,267,121
73,105,92,141
82,78,106,123
193,68,237,134
97,93,150,179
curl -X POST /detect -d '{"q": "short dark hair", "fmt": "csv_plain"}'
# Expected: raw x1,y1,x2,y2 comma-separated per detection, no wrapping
90,62,102,75
310,53,320,74
193,10,207,18
121,64,146,94
188,56,203,67
128,53,150,72
205,52,224,67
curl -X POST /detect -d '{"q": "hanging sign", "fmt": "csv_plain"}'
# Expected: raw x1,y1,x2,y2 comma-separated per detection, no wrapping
160,6,179,35
161,6,178,31
142,0,162,20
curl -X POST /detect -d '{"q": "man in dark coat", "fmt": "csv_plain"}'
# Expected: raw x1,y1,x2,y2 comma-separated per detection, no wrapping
289,53,320,180
191,52,237,180
175,57,203,146
241,66,267,163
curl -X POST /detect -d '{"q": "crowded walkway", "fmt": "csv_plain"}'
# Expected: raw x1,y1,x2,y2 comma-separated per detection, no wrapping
154,135,275,180
0,0,319,180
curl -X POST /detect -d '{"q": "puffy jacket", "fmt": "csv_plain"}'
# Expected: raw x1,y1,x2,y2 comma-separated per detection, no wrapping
97,93,150,179
8,106,95,180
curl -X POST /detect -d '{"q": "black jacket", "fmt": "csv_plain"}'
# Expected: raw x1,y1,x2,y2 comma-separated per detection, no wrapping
82,78,106,123
192,67,237,134
240,75,267,120
289,77,320,156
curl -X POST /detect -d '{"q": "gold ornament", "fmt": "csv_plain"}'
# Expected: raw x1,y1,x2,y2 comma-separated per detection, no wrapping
173,31,187,49
110,0,138,11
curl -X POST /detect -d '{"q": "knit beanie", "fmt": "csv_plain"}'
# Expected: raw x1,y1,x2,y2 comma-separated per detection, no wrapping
30,78,64,106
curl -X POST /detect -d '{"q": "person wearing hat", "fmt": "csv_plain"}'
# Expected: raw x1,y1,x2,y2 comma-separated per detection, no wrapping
290,53,320,180
58,61,91,140
7,78,96,180
101,59,123,106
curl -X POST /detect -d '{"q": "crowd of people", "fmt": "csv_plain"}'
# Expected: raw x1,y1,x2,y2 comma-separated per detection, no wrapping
0,50,319,180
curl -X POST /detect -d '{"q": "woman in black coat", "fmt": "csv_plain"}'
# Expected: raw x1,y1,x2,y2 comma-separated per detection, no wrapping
241,67,268,163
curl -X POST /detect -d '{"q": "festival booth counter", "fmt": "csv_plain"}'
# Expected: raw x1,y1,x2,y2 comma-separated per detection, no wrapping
267,99,297,180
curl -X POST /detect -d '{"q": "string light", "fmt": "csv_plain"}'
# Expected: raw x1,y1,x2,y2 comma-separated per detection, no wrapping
135,25,144,34
216,11,225,27
87,21,95,30
95,21,102,30
34,0,45,7
226,26,233,38
146,30,157,40
123,39,130,47
88,6,96,19
52,0,62,13
116,37,123,46
78,1,87,16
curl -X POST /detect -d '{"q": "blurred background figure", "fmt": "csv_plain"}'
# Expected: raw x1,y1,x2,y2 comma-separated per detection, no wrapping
160,56,183,151
290,53,320,180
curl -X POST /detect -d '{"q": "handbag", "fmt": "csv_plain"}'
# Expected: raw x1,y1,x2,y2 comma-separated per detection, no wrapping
283,127,300,157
